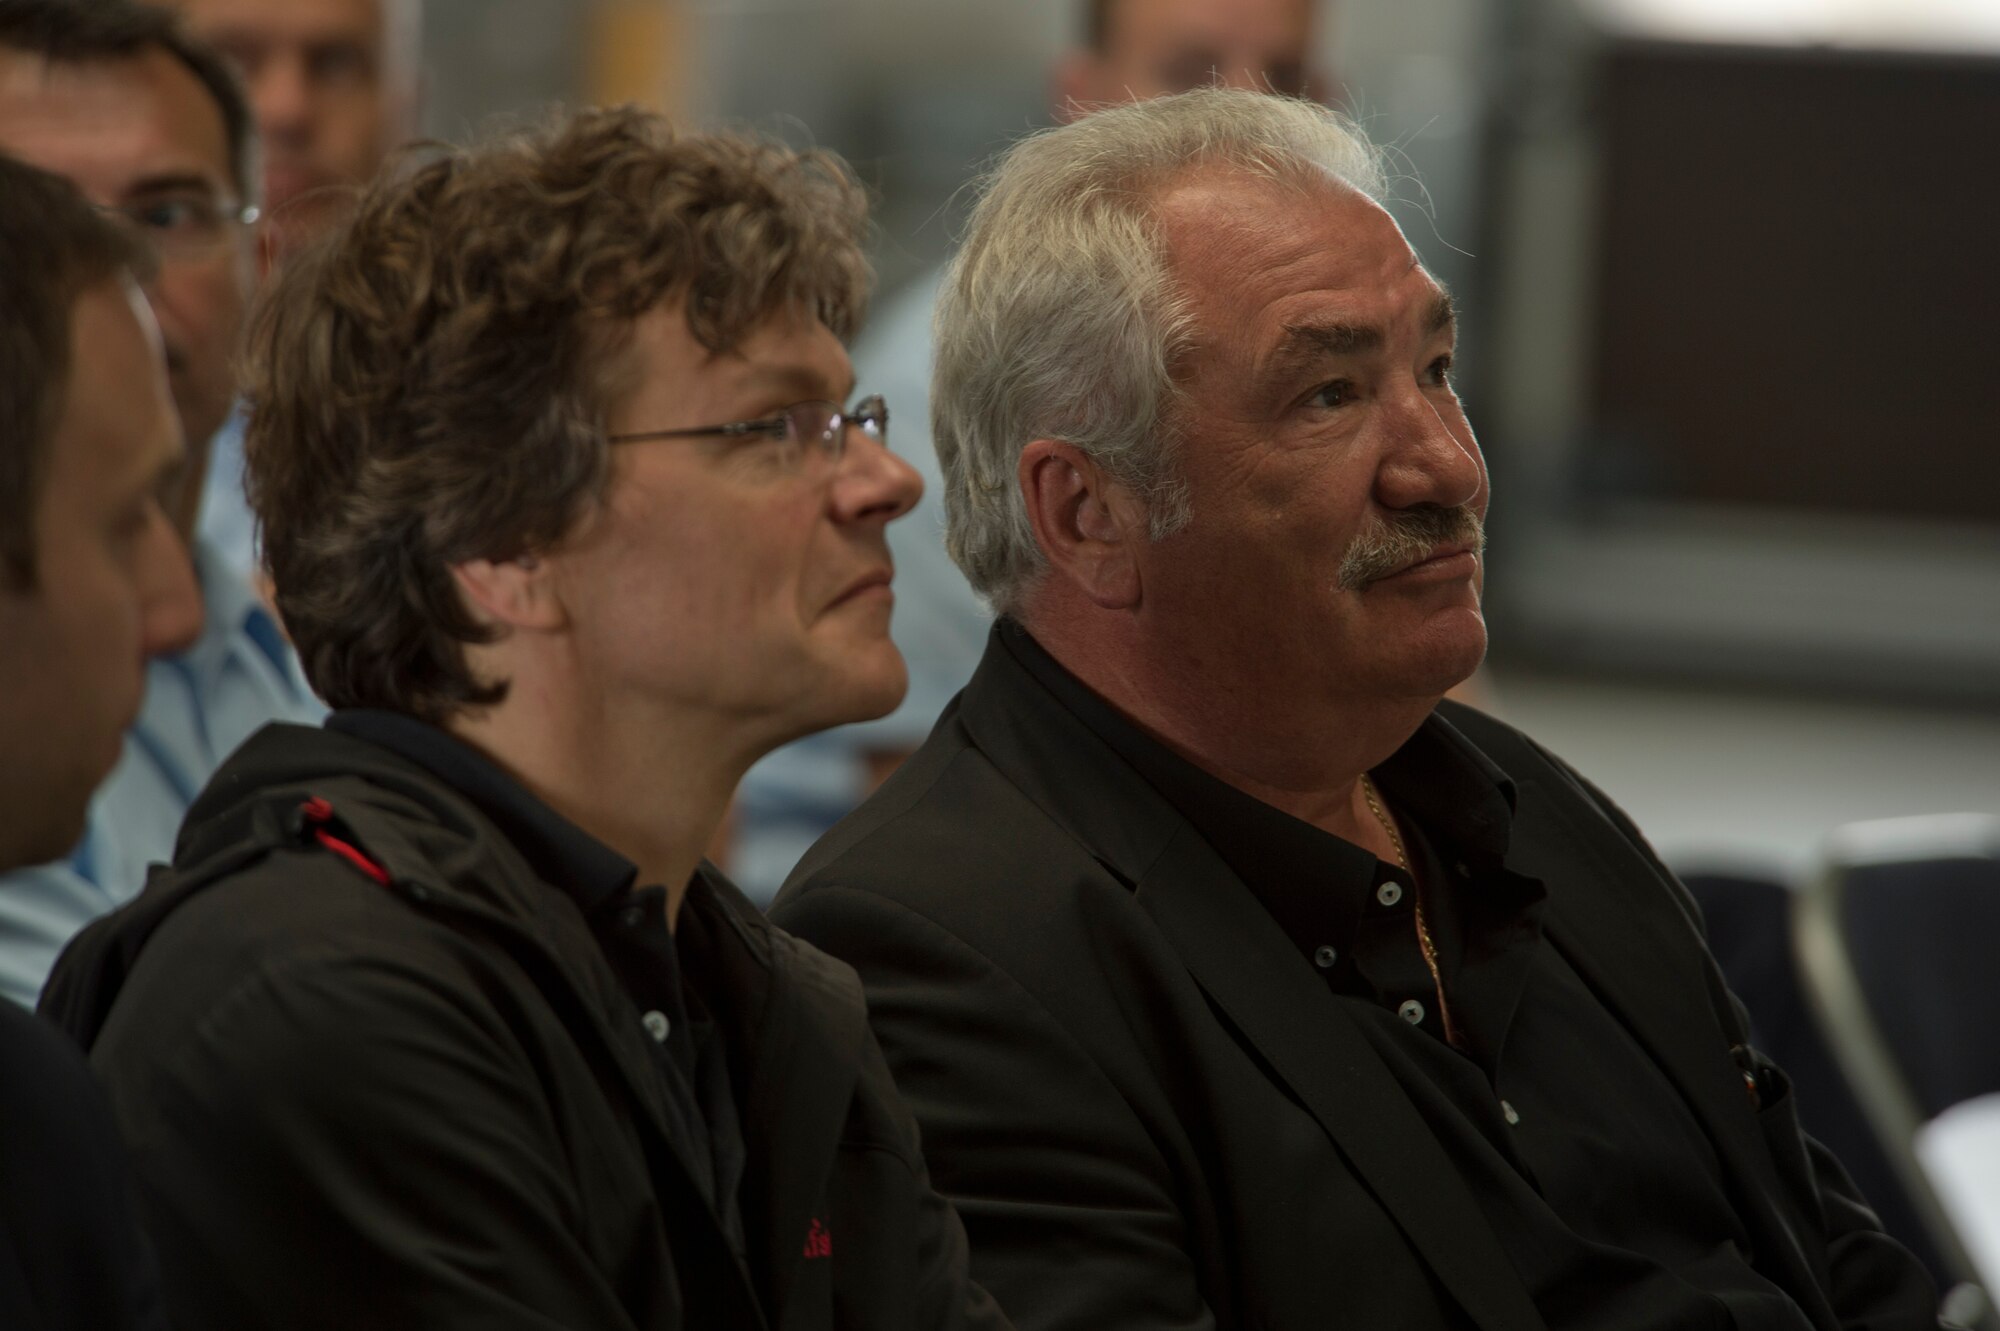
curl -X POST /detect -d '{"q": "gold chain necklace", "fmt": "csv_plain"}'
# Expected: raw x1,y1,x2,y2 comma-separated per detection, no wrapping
1361,774,1463,1048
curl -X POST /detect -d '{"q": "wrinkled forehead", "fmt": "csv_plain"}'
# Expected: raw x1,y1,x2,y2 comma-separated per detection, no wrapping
1154,164,1419,298
1150,165,1448,375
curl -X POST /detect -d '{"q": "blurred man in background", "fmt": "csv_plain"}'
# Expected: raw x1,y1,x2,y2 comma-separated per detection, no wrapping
1056,0,1319,105
728,0,1324,897
0,150,186,1331
169,0,417,263
171,0,422,583
0,0,321,1009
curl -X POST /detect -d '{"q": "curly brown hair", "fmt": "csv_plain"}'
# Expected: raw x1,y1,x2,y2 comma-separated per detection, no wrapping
244,105,871,721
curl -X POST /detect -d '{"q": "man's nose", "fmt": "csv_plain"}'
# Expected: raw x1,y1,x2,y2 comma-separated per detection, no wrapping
831,429,923,526
251,53,314,140
139,508,204,658
1375,392,1485,514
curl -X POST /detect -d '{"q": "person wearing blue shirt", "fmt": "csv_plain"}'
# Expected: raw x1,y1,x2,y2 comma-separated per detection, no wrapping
0,0,322,1007
0,538,320,1008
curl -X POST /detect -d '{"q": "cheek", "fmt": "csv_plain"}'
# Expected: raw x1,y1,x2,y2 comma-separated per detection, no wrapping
331,93,392,166
165,265,248,354
603,496,813,638
47,545,144,688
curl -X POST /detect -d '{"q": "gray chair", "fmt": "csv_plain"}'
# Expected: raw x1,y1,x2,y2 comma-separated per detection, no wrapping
1794,813,2000,1331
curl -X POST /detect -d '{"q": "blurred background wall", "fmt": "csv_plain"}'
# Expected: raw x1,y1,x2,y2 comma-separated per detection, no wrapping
407,0,2000,877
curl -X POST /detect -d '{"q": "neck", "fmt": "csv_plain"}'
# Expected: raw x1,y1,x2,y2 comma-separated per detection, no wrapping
1018,602,1430,862
446,680,749,929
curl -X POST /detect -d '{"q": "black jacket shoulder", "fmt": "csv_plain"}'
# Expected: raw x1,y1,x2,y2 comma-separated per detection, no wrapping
0,1002,165,1331
42,722,1007,1331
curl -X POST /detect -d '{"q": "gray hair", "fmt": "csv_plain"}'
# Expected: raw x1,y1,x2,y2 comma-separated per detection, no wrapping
932,87,1390,615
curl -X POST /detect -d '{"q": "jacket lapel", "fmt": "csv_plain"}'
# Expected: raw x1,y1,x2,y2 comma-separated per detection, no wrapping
1519,781,1837,1327
1138,824,1549,1331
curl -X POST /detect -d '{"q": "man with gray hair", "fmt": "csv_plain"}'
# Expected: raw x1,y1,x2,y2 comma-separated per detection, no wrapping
775,88,1938,1330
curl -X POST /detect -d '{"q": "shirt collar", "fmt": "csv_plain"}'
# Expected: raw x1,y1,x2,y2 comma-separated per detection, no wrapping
997,617,1519,880
181,537,301,689
325,708,638,915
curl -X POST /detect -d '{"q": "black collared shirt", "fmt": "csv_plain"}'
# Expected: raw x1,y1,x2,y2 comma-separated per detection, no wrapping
326,710,747,1248
1001,621,1812,1331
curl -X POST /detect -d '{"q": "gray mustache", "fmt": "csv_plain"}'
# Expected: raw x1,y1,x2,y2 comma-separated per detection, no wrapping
1337,505,1485,591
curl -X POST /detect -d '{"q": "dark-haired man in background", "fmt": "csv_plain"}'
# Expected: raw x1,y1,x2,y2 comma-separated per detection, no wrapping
0,0,322,1009
0,151,187,1331
42,106,1008,1331
170,0,423,586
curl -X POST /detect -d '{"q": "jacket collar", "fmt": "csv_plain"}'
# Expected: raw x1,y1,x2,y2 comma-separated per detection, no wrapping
998,617,1521,891
325,709,638,916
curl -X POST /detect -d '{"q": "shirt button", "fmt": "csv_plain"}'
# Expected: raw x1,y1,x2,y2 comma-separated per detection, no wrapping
641,1010,671,1042
1454,860,1471,878
1398,998,1425,1024
1313,944,1338,969
618,904,644,929
1376,881,1404,908
1501,1099,1521,1126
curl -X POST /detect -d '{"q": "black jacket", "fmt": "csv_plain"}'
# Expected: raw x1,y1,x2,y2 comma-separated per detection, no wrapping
40,722,1007,1331
774,629,1940,1331
0,1002,166,1331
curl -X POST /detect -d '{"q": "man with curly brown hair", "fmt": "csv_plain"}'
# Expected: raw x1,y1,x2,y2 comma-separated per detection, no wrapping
40,105,1010,1331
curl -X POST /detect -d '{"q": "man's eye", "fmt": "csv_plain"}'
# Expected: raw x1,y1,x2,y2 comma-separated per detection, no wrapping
1308,379,1358,409
215,38,269,75
112,501,155,547
1425,354,1456,388
129,198,213,233
308,42,376,87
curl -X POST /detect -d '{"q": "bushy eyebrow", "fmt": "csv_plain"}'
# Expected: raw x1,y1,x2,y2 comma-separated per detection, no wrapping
715,362,857,413
122,172,227,200
1424,289,1456,337
1274,319,1380,363
1266,288,1457,382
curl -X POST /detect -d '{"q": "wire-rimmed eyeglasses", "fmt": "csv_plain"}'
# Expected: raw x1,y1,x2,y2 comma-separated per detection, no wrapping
607,395,889,471
97,191,261,261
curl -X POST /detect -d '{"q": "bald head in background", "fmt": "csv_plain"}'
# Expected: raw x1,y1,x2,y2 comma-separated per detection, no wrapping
169,0,417,261
1056,0,1322,113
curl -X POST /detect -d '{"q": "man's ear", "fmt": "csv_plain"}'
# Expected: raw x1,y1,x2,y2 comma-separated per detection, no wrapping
1019,439,1145,611
450,552,566,633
